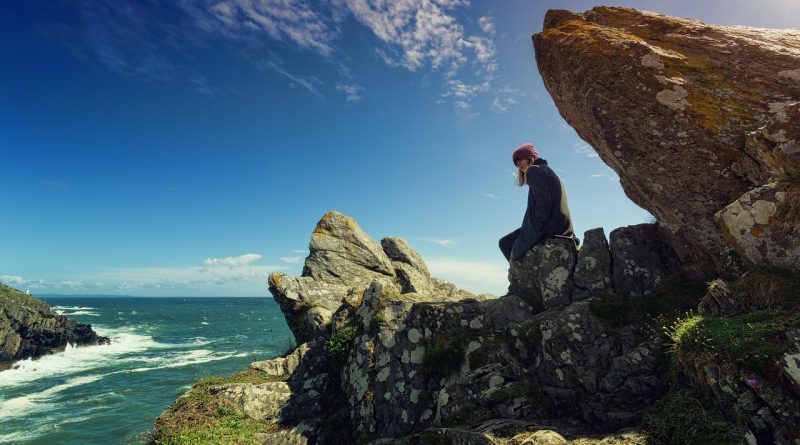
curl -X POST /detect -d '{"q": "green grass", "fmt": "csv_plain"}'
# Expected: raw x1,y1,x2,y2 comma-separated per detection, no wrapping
641,389,741,445
151,369,283,445
666,310,799,376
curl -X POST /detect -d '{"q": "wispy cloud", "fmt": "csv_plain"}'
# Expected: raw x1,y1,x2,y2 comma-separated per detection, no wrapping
260,60,324,97
427,258,507,295
483,192,498,200
336,83,363,102
419,238,458,248
590,172,619,182
279,256,301,264
33,1,508,113
202,253,263,267
574,141,599,158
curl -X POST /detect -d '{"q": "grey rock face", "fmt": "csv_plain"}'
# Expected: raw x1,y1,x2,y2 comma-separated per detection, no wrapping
303,211,396,285
715,181,800,274
573,228,612,297
381,237,431,278
745,103,800,181
609,224,680,298
268,274,352,343
508,237,578,310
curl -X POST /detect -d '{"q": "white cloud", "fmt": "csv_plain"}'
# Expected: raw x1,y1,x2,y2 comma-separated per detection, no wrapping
202,0,338,56
0,275,25,285
203,253,263,267
490,96,506,112
419,238,458,248
427,259,507,295
336,83,363,102
478,16,495,35
291,249,308,253
279,256,301,263
574,141,599,158
590,172,619,182
483,192,498,200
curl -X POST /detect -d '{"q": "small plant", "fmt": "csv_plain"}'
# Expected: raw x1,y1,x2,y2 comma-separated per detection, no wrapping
422,329,471,377
326,324,360,365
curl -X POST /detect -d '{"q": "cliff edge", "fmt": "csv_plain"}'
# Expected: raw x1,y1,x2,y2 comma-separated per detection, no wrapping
0,283,109,371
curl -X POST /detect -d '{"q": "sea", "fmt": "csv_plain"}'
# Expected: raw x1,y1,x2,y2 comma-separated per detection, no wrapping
0,296,294,445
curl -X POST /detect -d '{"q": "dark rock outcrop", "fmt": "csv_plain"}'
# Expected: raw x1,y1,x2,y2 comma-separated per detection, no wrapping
533,6,800,276
0,284,108,370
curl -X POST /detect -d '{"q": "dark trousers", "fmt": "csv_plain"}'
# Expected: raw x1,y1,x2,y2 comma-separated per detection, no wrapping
499,228,521,261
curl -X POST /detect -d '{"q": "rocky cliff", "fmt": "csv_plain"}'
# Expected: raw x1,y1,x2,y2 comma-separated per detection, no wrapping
0,283,109,370
152,7,800,445
534,7,800,277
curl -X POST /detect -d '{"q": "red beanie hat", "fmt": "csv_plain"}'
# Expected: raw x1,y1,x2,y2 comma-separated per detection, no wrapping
512,143,538,165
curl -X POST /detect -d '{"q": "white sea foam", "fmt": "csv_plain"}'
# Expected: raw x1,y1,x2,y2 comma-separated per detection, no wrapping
0,374,103,419
124,349,246,373
51,306,95,311
200,321,209,325
0,327,162,387
55,310,100,316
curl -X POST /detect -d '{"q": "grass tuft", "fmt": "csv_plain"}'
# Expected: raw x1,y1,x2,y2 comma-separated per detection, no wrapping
641,389,741,445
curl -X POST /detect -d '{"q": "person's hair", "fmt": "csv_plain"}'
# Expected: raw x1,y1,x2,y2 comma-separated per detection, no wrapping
515,167,527,187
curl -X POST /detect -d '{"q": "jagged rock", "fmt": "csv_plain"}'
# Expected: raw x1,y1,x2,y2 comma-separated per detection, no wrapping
268,274,352,343
250,341,326,380
302,210,396,286
745,103,800,181
609,224,680,298
715,182,800,274
530,301,664,428
573,228,612,299
533,7,800,275
381,237,434,295
697,279,744,316
508,237,578,310
0,284,108,370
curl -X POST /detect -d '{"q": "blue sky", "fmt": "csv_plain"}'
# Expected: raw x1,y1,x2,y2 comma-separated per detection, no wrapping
1,0,796,296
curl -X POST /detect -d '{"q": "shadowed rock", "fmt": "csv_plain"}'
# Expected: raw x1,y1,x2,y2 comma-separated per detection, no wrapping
609,224,680,298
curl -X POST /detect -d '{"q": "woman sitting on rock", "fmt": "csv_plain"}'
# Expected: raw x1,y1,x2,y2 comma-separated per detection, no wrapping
499,143,577,261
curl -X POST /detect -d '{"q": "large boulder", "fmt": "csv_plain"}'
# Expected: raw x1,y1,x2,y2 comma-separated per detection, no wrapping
302,211,396,286
533,6,800,275
508,237,578,310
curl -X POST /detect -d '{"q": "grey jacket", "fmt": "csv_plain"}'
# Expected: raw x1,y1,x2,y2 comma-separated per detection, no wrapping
510,159,575,261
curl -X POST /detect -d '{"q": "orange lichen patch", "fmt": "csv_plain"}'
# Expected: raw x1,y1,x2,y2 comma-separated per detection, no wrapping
538,18,645,53
269,272,285,288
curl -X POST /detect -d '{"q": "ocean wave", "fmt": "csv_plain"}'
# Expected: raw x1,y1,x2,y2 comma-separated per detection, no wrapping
56,310,100,316
51,306,96,311
124,349,244,373
0,374,103,419
0,328,162,387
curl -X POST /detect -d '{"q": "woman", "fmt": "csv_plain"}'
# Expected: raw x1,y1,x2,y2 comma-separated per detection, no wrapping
499,143,577,262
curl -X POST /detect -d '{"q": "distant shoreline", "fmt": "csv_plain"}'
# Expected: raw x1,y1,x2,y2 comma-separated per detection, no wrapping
39,294,274,299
